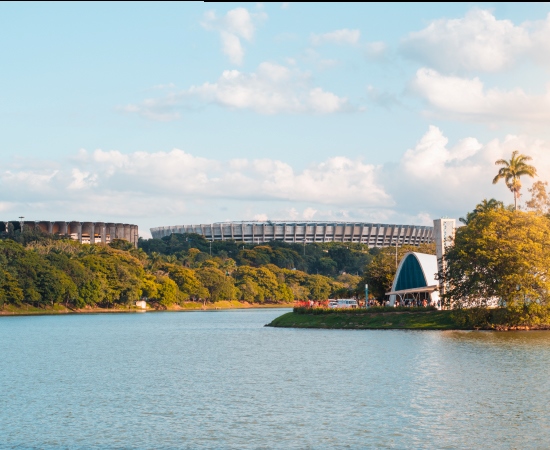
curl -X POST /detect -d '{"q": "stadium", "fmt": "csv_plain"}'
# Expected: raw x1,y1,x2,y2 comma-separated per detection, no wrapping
1,220,139,247
150,221,434,247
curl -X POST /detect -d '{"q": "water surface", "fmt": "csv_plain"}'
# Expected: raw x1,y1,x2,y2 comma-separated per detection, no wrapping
1,309,549,449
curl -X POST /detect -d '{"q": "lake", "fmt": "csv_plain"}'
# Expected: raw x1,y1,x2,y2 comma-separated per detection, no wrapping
1,309,549,449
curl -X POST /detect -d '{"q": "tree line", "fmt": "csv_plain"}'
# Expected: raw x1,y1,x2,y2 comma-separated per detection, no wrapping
0,225,400,309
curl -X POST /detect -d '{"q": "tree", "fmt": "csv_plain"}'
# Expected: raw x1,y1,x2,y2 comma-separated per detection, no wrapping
459,198,504,225
305,274,333,300
157,276,178,307
196,266,236,302
442,208,550,309
166,265,205,301
492,150,537,210
526,181,550,214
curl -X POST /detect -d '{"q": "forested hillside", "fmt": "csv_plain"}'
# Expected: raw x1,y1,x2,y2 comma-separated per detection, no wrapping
0,229,368,309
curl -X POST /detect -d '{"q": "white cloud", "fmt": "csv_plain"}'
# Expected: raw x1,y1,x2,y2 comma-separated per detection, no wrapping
311,29,360,46
201,7,266,65
303,207,317,220
411,68,550,123
68,169,98,190
387,126,550,215
0,148,390,228
121,63,353,118
400,9,550,72
4,128,550,235
401,9,530,72
529,14,550,65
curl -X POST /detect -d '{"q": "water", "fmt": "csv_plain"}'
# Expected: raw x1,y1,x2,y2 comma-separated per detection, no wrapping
1,309,550,449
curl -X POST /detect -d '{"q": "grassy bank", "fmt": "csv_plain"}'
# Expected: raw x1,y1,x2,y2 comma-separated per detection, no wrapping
0,301,291,316
267,310,461,330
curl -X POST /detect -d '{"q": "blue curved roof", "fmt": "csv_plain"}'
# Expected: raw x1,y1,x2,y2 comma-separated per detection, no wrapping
391,252,438,292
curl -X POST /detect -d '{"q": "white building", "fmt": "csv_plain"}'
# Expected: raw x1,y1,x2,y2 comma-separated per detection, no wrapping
150,221,434,247
386,218,456,309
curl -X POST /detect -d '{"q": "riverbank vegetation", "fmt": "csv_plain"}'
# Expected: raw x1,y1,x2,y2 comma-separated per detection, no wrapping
267,306,550,330
268,309,458,330
0,227,384,312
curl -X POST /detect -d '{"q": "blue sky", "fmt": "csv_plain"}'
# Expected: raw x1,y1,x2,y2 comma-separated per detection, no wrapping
2,2,550,237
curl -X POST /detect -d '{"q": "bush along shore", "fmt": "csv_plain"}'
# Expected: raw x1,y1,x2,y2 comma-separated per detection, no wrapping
0,300,289,316
266,306,550,331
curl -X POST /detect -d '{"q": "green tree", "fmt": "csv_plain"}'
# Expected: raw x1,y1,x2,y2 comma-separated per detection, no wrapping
166,265,205,301
493,150,537,210
196,266,236,302
442,208,550,309
157,276,178,307
0,271,24,308
305,274,333,300
459,198,504,225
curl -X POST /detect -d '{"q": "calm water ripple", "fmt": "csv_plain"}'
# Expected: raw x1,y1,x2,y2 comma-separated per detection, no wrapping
1,309,550,449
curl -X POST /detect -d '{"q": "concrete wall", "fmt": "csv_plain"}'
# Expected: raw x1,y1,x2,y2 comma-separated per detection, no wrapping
0,221,138,247
150,222,434,247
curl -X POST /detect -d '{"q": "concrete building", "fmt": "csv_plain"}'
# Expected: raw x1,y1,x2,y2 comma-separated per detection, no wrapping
386,252,441,307
386,218,456,308
1,220,138,247
150,221,434,247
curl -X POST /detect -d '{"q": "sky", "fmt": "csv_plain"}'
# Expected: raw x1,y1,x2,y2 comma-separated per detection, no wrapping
2,2,550,238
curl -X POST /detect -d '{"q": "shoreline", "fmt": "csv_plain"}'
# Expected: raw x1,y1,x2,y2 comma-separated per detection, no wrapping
0,301,292,317
266,311,550,331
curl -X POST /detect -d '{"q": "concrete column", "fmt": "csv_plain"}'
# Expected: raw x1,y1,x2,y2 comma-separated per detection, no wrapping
93,222,105,244
68,222,80,241
110,223,117,243
53,221,68,236
81,222,93,244
114,223,122,240
132,225,138,247
123,224,131,242
37,221,51,234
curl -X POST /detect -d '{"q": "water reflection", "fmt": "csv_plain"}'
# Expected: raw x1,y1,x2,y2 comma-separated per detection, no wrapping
0,311,549,449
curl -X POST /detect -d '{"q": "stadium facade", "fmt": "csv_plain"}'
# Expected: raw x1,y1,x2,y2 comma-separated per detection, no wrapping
1,220,139,247
150,221,434,247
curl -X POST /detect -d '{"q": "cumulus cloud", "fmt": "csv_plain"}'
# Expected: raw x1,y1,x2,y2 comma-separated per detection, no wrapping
411,68,550,123
201,7,266,65
400,9,550,72
310,29,360,46
4,127,549,235
386,126,550,216
68,169,98,190
3,151,390,207
401,9,529,72
121,62,353,118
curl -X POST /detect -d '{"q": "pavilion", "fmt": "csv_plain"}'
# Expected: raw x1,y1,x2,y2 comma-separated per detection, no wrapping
385,252,440,308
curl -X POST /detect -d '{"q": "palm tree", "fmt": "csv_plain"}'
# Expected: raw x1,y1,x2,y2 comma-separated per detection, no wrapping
492,150,537,210
459,198,504,225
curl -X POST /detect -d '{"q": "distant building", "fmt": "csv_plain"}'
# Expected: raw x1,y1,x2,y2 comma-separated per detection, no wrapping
150,221,434,247
1,220,138,247
135,300,147,309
